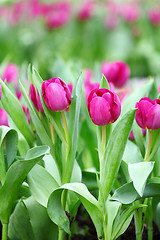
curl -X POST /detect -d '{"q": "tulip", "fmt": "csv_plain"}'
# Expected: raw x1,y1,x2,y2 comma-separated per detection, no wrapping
0,109,9,126
88,88,121,126
101,61,130,88
135,97,160,130
42,77,72,112
148,9,160,25
78,1,95,21
22,106,30,124
2,63,18,85
120,3,140,23
30,83,44,112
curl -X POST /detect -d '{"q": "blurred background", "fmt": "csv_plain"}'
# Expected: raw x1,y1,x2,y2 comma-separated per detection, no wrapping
0,0,160,79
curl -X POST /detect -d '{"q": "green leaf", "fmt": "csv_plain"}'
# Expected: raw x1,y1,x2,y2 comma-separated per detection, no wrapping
100,75,110,89
106,199,121,240
0,79,35,147
8,200,35,240
0,126,18,167
63,74,83,184
32,68,66,144
111,204,146,239
123,140,143,164
132,121,145,157
47,183,103,238
24,196,58,240
128,162,154,196
28,164,59,208
101,109,136,201
0,145,50,224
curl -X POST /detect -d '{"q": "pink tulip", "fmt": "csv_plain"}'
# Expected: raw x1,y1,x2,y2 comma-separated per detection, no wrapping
135,97,160,130
78,1,95,21
2,63,18,85
101,61,130,88
88,88,121,126
42,77,72,112
45,1,70,29
148,9,160,25
0,109,9,126
30,83,44,112
120,3,140,23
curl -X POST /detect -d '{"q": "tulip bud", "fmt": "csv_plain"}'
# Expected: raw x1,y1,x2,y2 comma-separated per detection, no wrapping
30,83,44,112
88,88,121,126
0,109,9,126
135,97,160,130
101,61,130,88
129,129,146,141
2,63,18,85
42,77,71,112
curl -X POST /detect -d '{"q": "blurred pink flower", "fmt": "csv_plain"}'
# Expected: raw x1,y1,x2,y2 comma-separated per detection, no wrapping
148,9,160,25
2,64,19,88
120,3,140,23
78,1,95,21
0,109,9,127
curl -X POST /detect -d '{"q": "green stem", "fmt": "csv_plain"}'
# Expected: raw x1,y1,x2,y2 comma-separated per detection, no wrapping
134,205,142,240
144,130,152,162
50,124,55,145
0,144,6,185
58,228,65,240
61,112,69,145
147,198,153,240
2,223,8,240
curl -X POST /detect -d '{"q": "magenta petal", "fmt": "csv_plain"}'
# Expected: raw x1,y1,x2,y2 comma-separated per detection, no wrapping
89,97,111,126
45,83,69,111
146,104,160,130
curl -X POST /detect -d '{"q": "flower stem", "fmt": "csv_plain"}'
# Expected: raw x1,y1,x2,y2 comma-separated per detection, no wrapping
2,223,8,240
144,130,152,162
61,111,69,145
50,124,55,145
58,228,65,240
102,126,106,157
134,203,143,240
146,198,153,240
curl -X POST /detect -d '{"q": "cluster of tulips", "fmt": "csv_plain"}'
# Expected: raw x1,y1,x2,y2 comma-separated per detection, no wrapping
0,57,160,240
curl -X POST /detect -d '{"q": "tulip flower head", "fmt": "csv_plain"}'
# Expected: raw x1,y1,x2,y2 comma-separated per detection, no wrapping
129,129,146,141
2,63,18,85
135,97,160,130
101,61,130,88
42,77,72,112
88,88,121,126
0,109,9,126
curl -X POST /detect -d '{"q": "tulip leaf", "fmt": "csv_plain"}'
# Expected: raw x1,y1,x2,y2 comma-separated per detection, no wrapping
111,204,146,240
47,183,103,238
101,109,136,202
123,140,143,164
32,68,66,144
8,200,35,240
132,121,145,157
0,79,35,147
28,164,59,208
111,177,160,204
128,162,154,196
0,126,18,168
0,145,50,224
63,74,83,184
100,75,110,89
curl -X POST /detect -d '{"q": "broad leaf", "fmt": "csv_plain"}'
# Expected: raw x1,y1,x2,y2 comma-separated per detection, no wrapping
128,162,154,196
28,164,59,207
0,146,50,224
47,183,103,238
101,109,136,202
8,200,35,240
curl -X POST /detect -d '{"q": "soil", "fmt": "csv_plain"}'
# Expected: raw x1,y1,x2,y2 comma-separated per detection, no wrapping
71,207,160,240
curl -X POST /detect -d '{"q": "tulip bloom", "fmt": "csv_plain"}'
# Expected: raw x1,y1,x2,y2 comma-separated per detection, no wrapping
135,97,160,130
101,61,130,88
30,83,44,112
42,77,71,112
2,63,18,85
88,88,121,126
148,9,160,25
129,129,146,141
78,1,95,21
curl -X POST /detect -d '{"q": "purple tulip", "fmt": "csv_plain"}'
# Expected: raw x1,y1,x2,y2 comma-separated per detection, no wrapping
88,88,121,126
0,109,9,127
135,97,160,130
42,77,72,112
30,83,44,112
101,61,130,88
